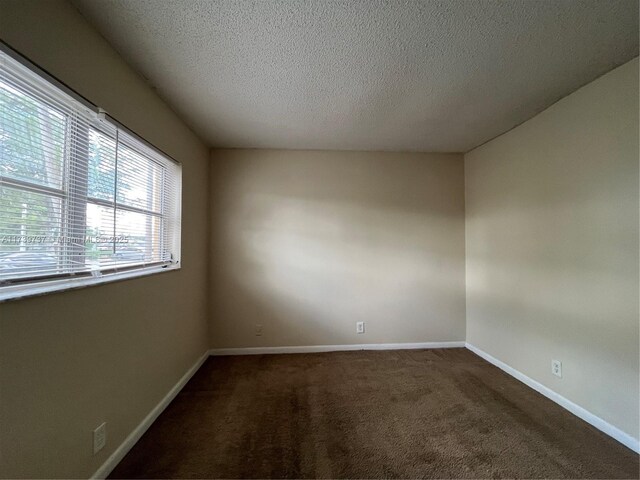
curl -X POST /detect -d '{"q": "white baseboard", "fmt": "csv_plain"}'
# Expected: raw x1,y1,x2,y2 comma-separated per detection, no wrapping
465,343,640,453
90,351,209,479
209,341,465,356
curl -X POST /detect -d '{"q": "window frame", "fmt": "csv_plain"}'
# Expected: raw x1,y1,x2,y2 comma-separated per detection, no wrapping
0,42,182,302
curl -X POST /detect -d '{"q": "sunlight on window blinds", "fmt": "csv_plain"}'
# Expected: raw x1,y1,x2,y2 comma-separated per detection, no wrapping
0,49,181,285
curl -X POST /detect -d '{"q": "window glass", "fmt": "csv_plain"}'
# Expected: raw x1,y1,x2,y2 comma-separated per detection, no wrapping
0,48,181,298
0,79,66,190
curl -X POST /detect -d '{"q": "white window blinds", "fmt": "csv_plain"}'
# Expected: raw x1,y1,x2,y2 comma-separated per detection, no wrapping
0,48,181,288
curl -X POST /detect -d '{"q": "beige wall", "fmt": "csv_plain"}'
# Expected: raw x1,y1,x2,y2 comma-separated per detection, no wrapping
0,1,210,477
465,58,639,440
209,149,466,348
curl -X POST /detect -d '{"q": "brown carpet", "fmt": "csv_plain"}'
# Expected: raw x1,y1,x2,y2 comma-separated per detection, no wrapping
109,348,639,479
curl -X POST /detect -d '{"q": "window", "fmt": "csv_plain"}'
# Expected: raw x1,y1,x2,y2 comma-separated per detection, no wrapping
0,48,181,300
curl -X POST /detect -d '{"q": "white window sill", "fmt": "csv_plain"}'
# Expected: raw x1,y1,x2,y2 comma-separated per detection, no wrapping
0,264,180,303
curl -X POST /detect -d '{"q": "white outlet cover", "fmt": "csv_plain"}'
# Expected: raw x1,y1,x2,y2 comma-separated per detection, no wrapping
552,360,562,378
356,322,365,334
93,422,107,454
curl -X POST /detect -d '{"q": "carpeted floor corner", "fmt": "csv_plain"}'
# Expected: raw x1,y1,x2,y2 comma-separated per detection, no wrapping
109,348,639,479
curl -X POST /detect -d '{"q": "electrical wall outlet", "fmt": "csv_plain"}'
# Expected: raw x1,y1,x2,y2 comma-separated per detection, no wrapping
93,422,106,454
552,360,562,378
255,324,263,336
356,321,365,334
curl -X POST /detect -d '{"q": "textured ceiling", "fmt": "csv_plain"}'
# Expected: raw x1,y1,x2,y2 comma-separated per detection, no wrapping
71,0,639,152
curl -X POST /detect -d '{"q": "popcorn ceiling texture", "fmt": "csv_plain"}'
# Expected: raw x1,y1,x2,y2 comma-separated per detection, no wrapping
72,0,638,152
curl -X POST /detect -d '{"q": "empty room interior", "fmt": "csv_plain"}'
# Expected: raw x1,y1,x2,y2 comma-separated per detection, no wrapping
0,0,639,478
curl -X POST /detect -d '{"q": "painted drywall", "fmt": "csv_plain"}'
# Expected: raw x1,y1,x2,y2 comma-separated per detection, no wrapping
0,1,210,477
465,58,640,440
209,149,466,348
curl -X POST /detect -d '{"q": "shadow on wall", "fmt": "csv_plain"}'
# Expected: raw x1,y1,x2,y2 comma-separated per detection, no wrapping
209,151,466,348
466,193,638,347
465,145,639,436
